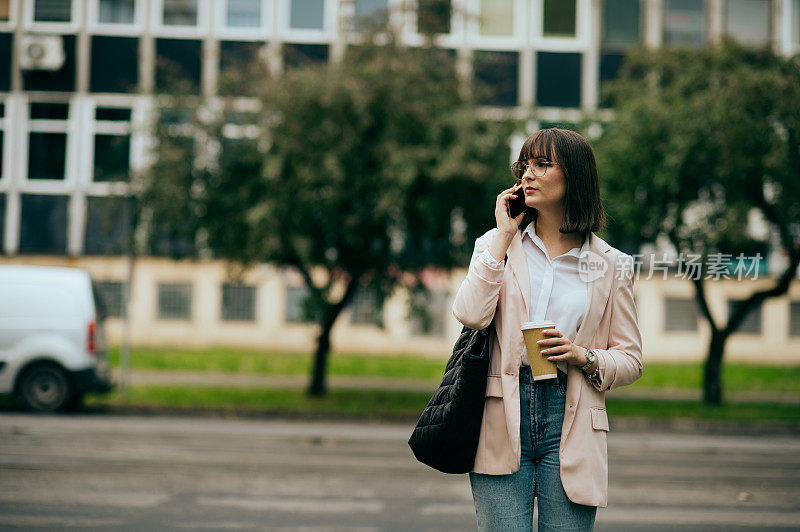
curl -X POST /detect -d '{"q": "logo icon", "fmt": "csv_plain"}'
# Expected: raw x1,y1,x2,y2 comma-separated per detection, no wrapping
579,250,608,283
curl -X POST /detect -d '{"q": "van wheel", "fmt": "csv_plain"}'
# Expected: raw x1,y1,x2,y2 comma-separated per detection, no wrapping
19,363,74,412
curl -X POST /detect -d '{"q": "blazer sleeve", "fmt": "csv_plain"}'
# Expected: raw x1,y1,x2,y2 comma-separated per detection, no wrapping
590,255,643,391
452,229,505,330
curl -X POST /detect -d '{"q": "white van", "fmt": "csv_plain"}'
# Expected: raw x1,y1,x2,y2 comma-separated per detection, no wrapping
0,266,114,411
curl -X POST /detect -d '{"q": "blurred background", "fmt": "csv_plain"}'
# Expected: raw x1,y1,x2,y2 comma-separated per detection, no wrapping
0,1,799,531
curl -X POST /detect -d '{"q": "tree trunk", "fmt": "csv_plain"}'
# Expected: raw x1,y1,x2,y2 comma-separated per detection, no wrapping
307,275,362,397
702,330,727,405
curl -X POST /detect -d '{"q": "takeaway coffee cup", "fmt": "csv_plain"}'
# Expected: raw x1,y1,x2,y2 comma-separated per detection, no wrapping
521,320,558,380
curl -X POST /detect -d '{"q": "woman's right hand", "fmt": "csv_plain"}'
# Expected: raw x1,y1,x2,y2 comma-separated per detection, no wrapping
495,186,526,236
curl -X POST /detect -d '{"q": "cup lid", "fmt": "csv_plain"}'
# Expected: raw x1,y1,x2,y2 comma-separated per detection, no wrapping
521,320,556,330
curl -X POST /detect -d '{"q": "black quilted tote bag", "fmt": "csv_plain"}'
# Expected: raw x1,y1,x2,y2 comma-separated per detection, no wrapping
408,325,493,474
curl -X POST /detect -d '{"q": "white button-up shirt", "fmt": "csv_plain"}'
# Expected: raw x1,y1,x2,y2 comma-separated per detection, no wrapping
481,221,589,374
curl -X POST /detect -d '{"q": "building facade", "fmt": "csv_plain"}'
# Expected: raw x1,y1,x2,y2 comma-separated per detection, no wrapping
1,0,800,361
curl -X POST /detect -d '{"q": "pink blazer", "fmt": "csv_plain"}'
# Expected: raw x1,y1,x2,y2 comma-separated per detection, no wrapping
452,228,643,508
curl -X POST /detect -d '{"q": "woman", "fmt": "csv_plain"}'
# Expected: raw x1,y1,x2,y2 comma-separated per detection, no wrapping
452,128,643,531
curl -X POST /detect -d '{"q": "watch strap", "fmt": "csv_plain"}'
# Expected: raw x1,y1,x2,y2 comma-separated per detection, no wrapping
579,348,595,373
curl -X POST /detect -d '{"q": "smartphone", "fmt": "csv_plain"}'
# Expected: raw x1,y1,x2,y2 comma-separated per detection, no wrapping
508,186,528,218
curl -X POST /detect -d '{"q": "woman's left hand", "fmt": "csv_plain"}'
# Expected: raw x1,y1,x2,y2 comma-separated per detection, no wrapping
537,329,587,367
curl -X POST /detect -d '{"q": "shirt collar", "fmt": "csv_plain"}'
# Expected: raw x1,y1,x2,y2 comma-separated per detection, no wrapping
523,219,590,259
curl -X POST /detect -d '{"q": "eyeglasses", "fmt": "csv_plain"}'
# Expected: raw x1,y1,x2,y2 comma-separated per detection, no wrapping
511,158,560,184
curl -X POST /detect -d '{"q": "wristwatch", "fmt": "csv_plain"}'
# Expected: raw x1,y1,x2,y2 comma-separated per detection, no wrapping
579,348,596,374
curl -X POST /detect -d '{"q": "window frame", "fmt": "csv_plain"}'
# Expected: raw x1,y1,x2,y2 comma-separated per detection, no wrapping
728,298,763,335
215,0,272,38
464,0,525,47
533,0,590,49
723,0,771,47
25,98,74,186
662,0,708,48
152,0,210,36
0,0,19,30
25,0,82,32
156,281,194,320
279,0,335,42
221,283,257,322
88,0,146,35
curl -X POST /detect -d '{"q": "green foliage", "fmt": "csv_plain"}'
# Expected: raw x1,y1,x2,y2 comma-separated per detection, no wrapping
141,36,516,307
140,34,518,394
595,40,800,258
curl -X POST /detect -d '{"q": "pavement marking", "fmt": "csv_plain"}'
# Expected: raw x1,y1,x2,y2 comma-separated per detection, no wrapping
0,489,170,508
420,503,476,516
0,514,126,527
172,521,263,530
197,496,385,514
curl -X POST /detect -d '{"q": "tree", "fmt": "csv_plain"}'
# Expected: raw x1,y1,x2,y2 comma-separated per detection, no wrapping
595,40,800,405
140,34,517,396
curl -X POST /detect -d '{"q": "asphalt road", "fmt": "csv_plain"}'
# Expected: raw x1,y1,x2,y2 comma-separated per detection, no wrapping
0,412,798,531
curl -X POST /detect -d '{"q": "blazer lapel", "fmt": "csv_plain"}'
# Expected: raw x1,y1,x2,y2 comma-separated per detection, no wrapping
506,230,530,316
562,233,614,438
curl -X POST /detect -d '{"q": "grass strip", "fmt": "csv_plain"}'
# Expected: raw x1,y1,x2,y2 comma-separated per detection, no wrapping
82,385,799,424
108,346,800,393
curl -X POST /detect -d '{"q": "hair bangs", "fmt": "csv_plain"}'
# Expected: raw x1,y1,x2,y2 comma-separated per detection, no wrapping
518,129,558,163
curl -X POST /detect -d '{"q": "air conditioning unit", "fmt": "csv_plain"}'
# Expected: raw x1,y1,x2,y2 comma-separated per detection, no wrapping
19,35,65,71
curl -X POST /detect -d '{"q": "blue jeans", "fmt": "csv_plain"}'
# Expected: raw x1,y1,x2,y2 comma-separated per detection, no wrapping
469,367,597,531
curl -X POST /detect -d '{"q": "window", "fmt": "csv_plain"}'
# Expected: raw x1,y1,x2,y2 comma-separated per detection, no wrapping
725,0,769,47
19,194,68,254
94,135,130,182
28,133,67,180
602,0,640,49
474,50,518,107
163,0,198,26
479,0,513,36
728,299,762,334
23,34,76,92
28,102,69,181
91,36,139,93
285,285,316,323
290,0,324,30
98,0,135,24
95,281,125,318
418,0,451,35
94,107,131,182
354,0,388,31
282,43,328,69
0,0,9,21
0,34,10,91
664,0,705,48
409,289,449,337
158,283,192,319
349,288,381,326
34,0,72,22
664,297,699,332
543,0,576,37
155,38,202,93
221,284,256,321
790,302,800,337
84,196,131,255
31,102,68,118
219,41,264,96
226,0,261,28
794,0,800,45
536,51,581,108
599,52,626,103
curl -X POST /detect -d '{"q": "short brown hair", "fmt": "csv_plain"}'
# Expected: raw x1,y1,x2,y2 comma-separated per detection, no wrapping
516,128,605,235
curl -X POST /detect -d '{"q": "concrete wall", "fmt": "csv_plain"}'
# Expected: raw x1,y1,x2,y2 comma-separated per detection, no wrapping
3,255,799,364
